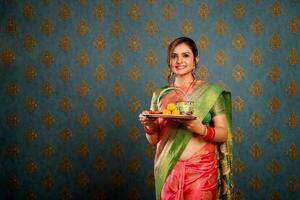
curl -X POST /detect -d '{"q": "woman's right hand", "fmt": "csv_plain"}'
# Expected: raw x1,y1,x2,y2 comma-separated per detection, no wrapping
138,110,159,134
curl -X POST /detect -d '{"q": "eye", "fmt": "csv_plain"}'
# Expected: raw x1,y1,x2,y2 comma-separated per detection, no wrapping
183,54,190,58
171,54,177,59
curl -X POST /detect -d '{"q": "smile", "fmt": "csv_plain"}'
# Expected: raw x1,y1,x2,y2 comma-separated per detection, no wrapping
175,65,186,70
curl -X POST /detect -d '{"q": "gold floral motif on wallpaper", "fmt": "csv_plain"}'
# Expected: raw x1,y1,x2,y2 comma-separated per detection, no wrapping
94,127,105,143
77,172,89,189
198,3,209,21
93,35,106,51
233,3,245,20
76,143,89,158
94,96,106,112
23,35,37,52
145,172,155,188
198,65,209,81
42,143,55,159
145,143,155,159
268,128,281,145
5,18,16,35
77,81,90,97
250,18,264,35
286,80,298,97
197,35,209,51
145,81,156,97
112,82,123,96
23,3,35,19
128,65,140,81
288,144,298,161
58,4,71,21
25,190,37,200
232,34,246,51
112,0,122,6
181,19,192,35
128,4,140,21
111,51,123,66
112,112,123,127
163,36,172,49
128,126,140,142
6,82,19,96
214,49,228,66
59,188,72,200
94,65,106,81
128,36,140,52
129,188,141,200
1,48,15,65
144,51,157,67
76,50,90,67
25,159,38,175
250,112,262,128
59,157,72,175
250,80,263,96
144,20,158,37
233,158,245,176
76,19,89,36
287,48,299,66
163,4,174,21
215,19,228,36
42,81,54,97
6,175,18,190
41,19,54,36
25,127,38,144
233,127,244,145
76,111,90,128
288,16,300,34
24,64,37,83
59,35,72,51
59,97,72,113
250,143,262,160
288,177,299,192
6,143,18,159
267,64,281,82
128,96,141,113
269,32,281,51
250,175,263,191
111,20,123,36
268,96,281,113
250,49,263,66
233,96,244,113
93,4,105,21
111,142,124,157
25,96,38,113
287,112,298,128
232,65,245,82
7,113,18,129
267,159,281,176
58,128,72,144
94,156,106,173
269,1,281,17
128,158,140,173
111,172,124,188
42,50,54,67
147,0,156,4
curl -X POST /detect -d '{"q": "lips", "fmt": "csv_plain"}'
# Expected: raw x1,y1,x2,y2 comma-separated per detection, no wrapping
175,65,186,70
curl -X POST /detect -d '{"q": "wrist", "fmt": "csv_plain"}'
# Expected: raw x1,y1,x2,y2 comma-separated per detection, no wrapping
144,125,158,135
203,126,215,141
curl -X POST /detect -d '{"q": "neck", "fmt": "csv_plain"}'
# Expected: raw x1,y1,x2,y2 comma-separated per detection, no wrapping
174,74,194,87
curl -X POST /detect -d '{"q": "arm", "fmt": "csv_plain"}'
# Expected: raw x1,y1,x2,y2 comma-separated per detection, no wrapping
139,111,160,146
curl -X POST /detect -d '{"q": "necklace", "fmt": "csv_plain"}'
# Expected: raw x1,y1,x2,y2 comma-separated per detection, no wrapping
173,78,196,101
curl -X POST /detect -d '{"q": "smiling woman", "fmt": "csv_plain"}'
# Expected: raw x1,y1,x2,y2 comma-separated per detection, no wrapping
139,37,234,200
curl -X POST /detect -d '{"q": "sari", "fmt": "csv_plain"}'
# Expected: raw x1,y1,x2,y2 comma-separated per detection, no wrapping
150,83,233,200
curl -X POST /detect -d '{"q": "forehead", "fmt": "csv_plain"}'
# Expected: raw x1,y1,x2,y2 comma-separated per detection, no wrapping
172,43,192,53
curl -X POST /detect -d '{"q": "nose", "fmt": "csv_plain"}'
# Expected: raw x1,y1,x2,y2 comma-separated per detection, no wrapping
177,56,182,63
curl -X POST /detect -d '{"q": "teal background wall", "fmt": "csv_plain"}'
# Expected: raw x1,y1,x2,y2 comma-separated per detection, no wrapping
0,0,299,199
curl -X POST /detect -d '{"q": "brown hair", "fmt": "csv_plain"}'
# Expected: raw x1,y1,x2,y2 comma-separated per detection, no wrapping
167,37,199,83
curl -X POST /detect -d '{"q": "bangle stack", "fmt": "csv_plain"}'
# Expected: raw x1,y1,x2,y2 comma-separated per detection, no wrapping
203,126,215,141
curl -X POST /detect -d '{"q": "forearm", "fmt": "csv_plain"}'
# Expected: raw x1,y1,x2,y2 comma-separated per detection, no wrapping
209,126,228,143
143,121,160,145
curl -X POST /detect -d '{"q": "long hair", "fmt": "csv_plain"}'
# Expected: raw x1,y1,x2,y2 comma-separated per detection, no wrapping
167,37,199,84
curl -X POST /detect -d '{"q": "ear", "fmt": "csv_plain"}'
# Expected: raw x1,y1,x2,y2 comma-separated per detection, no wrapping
195,56,199,65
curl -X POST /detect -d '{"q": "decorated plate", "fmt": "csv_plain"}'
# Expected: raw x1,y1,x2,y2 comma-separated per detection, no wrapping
143,114,196,120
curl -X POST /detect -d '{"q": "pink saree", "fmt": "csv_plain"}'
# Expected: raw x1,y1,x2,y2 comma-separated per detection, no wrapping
160,143,218,200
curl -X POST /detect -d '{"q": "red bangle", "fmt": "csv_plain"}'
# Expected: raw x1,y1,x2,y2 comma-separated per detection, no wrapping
203,126,215,141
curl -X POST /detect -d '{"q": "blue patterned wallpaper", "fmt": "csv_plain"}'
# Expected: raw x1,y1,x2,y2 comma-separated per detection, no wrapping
0,0,299,199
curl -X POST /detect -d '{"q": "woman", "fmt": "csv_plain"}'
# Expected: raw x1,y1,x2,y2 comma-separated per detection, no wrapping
139,37,233,200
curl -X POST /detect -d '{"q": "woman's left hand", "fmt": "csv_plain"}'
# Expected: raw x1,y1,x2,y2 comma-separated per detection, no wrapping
174,118,206,136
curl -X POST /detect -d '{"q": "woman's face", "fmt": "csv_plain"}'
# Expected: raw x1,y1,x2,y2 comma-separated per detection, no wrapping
169,43,198,77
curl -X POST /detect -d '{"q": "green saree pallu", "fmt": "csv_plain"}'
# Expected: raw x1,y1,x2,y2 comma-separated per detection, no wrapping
151,83,234,200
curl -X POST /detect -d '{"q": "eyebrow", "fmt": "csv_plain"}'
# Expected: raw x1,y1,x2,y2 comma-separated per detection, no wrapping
172,51,191,55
